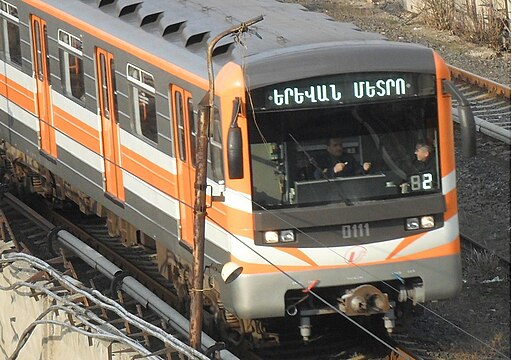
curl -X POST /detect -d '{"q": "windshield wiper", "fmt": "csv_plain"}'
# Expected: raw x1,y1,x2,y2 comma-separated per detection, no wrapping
289,133,353,206
351,109,407,181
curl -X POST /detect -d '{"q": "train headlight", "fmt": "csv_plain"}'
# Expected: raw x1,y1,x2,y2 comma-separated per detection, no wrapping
420,216,435,229
264,231,279,244
264,230,295,243
405,217,420,230
280,230,295,242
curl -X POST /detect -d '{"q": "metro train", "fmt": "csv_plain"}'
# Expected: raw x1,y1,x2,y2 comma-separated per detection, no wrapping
0,0,475,344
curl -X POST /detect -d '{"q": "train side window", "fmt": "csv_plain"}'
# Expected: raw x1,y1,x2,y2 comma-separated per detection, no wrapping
58,30,85,102
127,64,158,143
0,1,21,66
209,107,224,181
187,96,197,166
33,21,43,78
175,90,186,161
98,53,110,118
110,58,118,117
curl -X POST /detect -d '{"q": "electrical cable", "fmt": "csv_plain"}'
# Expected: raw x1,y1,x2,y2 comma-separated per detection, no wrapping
236,84,508,357
1,14,502,356
205,194,510,359
202,214,408,358
0,253,209,360
0,282,160,360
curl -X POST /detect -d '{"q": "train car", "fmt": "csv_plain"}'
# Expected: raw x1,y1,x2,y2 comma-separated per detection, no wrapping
0,0,475,344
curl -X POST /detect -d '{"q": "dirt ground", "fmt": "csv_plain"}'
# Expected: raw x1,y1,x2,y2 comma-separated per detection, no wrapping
284,0,510,85
284,0,511,358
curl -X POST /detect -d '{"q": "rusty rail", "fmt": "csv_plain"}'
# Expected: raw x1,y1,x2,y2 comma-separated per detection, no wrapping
448,64,511,99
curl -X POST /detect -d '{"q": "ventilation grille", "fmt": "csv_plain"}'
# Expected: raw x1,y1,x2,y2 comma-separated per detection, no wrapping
93,0,237,56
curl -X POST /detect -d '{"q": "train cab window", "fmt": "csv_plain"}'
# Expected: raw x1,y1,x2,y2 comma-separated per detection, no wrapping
209,108,224,181
0,1,21,66
248,96,440,208
127,64,158,143
58,30,85,102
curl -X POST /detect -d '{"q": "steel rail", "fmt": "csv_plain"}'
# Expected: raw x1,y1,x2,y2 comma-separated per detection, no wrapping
460,231,511,268
448,64,511,98
448,65,511,144
452,111,511,144
0,192,238,359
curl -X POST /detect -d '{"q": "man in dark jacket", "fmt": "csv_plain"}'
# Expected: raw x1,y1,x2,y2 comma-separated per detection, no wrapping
314,137,371,179
412,143,435,173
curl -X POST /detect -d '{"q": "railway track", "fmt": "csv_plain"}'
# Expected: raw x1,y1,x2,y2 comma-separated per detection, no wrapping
460,232,510,271
0,192,216,360
250,325,428,360
2,61,509,357
449,65,511,144
449,66,511,268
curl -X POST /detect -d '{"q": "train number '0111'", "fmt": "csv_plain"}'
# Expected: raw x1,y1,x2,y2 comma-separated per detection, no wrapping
342,223,370,239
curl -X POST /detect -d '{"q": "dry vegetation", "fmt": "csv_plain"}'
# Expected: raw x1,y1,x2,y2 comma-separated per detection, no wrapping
421,0,510,51
464,248,505,282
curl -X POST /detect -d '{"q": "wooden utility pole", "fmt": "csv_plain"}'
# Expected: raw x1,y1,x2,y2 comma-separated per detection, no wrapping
189,16,264,351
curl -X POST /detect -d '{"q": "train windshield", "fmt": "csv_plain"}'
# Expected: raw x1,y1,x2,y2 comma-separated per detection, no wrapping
248,97,441,209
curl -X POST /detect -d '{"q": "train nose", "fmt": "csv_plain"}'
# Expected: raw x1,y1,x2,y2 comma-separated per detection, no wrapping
338,284,390,316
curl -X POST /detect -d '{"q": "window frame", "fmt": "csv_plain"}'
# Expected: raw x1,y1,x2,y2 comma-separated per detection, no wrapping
0,1,21,67
58,29,85,102
208,107,224,182
126,63,159,143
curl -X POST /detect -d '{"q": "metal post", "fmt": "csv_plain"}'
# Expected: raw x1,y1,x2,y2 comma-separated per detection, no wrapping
189,105,208,350
189,15,264,351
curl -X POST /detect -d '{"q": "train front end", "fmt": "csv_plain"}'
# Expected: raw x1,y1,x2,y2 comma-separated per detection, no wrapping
215,41,470,340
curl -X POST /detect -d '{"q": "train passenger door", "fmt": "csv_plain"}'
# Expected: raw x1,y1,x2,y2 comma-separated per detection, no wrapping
30,15,56,157
170,85,197,247
95,48,124,201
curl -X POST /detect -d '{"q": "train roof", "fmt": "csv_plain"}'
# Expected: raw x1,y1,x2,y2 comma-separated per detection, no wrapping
46,0,435,87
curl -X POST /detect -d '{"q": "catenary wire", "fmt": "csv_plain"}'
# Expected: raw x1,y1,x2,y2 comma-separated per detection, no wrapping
244,194,511,357
239,81,508,357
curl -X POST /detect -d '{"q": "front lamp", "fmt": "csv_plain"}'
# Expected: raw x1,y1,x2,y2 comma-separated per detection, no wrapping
264,230,295,244
405,217,420,230
280,229,295,242
264,231,279,244
420,216,435,228
405,216,435,230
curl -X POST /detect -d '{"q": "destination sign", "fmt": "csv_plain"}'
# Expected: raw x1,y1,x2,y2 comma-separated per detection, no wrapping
252,73,436,111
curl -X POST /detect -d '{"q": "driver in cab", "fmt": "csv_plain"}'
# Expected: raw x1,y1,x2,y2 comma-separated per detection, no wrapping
314,137,371,179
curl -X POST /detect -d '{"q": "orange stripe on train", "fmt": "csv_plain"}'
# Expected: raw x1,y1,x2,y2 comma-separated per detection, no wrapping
121,145,256,238
0,75,36,114
53,106,100,153
121,145,178,198
386,194,458,261
443,188,458,221
232,237,460,275
434,51,456,177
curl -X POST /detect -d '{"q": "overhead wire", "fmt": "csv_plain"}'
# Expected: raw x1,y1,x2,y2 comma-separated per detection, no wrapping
1,12,501,358
216,191,510,359
203,214,409,358
223,72,509,358
0,280,161,360
1,148,506,358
